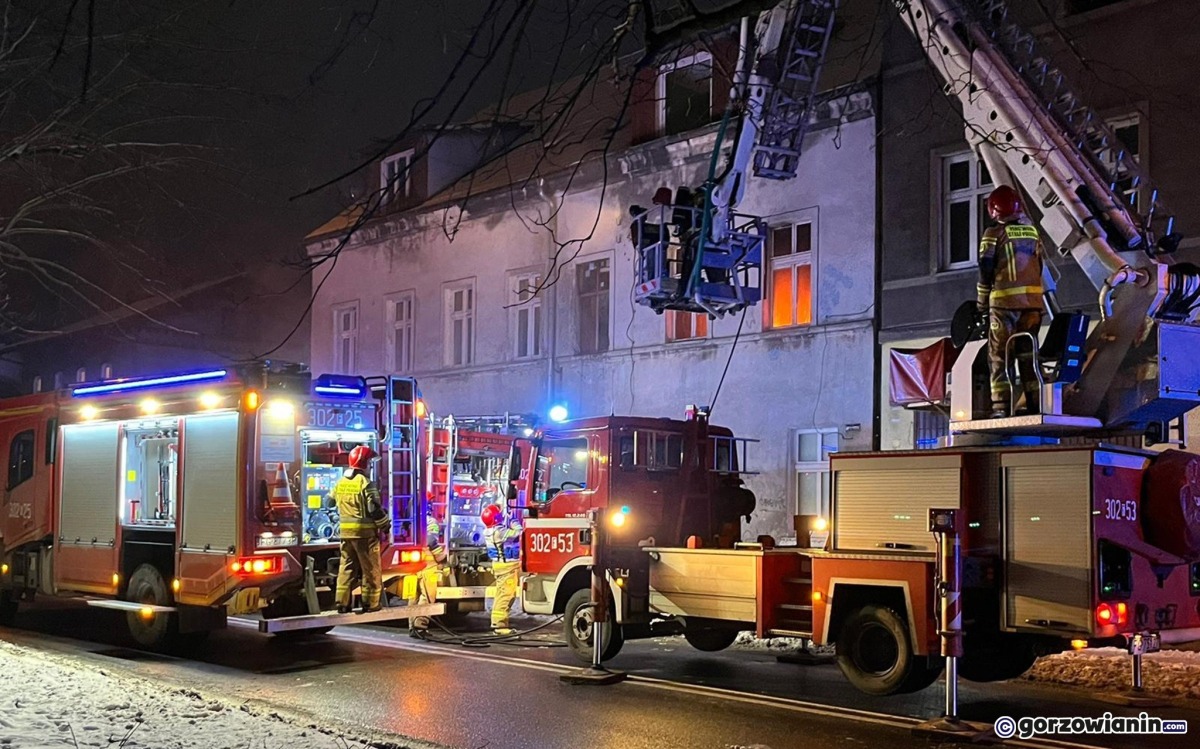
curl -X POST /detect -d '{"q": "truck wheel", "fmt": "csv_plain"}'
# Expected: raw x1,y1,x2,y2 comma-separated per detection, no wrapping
683,627,739,652
0,590,18,626
125,563,177,649
836,605,940,695
263,595,331,639
564,588,624,664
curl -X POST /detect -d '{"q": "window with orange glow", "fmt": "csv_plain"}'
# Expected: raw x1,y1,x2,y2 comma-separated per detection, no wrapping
766,222,813,329
665,310,708,342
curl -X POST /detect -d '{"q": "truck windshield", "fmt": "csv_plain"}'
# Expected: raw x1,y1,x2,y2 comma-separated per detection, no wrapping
535,437,588,502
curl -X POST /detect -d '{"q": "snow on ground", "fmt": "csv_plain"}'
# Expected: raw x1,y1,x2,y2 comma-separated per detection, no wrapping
0,639,430,749
1023,646,1200,700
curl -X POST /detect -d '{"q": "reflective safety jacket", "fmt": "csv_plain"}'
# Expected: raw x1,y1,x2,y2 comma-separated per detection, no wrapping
486,521,522,563
977,221,1044,310
332,472,387,539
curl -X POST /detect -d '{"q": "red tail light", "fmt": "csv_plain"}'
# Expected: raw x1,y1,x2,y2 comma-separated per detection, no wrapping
231,555,283,575
1095,601,1128,627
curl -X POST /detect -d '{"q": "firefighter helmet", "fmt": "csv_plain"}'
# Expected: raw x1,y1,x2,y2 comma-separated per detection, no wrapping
347,445,378,471
987,185,1023,222
481,503,504,528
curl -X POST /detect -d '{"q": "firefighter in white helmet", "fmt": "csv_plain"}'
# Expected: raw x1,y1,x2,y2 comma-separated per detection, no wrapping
482,503,522,636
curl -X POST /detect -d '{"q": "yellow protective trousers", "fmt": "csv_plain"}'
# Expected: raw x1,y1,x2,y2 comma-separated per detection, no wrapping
336,536,382,609
490,560,520,629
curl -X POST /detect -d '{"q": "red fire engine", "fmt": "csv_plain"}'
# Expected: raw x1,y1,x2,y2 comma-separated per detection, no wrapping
0,367,442,648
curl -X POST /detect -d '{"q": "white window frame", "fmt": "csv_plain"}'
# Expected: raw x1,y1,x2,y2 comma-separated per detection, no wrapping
75,368,87,383
576,256,612,355
32,376,42,393
332,302,359,374
657,51,714,136
766,211,817,330
385,290,416,374
100,362,113,379
509,271,543,360
937,149,995,271
665,310,709,342
443,279,476,367
794,428,840,518
380,149,414,204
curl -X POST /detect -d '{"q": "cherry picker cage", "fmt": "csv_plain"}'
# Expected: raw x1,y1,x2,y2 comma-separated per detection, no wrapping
632,0,839,317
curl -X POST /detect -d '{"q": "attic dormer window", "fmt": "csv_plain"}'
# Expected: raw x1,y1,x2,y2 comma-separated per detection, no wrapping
380,150,413,204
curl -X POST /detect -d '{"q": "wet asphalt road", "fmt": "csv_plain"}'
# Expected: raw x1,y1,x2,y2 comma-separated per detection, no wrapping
2,599,1196,749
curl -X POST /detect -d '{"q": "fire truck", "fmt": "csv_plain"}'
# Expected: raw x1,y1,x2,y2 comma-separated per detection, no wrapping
542,0,1200,696
0,367,442,648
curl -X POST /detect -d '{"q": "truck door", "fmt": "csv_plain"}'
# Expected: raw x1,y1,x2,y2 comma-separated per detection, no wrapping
2,420,40,550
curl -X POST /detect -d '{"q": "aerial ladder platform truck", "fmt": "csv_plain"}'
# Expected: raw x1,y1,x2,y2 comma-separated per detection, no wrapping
542,0,1200,696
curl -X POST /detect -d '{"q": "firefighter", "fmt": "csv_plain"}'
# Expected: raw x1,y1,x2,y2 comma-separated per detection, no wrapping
483,503,522,636
977,184,1045,419
409,498,446,632
332,445,389,614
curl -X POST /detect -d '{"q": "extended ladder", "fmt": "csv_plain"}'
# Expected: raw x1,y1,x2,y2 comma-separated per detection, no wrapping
753,0,840,179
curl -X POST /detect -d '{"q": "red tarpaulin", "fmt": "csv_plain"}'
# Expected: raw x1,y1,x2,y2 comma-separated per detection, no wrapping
889,338,959,406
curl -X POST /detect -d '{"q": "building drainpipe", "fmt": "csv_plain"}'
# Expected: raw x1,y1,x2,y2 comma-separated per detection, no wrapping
871,77,884,452
538,178,559,409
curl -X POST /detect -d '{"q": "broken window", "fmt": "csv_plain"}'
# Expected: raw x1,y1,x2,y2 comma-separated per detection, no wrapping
577,259,610,354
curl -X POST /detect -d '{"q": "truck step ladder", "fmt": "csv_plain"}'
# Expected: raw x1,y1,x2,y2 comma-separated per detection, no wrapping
753,0,839,180
427,413,458,550
367,376,422,546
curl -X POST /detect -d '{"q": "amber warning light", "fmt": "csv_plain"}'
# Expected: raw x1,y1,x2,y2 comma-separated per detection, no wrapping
231,556,283,575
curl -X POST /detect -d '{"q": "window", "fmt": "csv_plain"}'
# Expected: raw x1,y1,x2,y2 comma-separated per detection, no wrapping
658,52,714,136
1098,116,1141,212
101,363,113,379
913,410,949,450
511,272,543,359
386,291,416,373
666,310,708,342
444,280,475,366
534,438,590,503
332,303,359,374
75,368,87,383
7,429,35,489
940,151,996,269
32,376,42,393
767,222,814,329
576,259,611,354
53,372,64,390
380,150,413,204
795,429,839,517
618,430,684,470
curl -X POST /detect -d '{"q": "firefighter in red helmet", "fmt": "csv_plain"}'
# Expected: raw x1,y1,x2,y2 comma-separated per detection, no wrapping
977,185,1045,418
482,502,522,635
331,445,389,613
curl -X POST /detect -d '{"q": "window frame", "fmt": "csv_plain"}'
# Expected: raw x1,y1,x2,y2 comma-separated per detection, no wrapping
793,428,839,518
380,149,414,204
575,257,612,355
32,376,42,393
7,428,36,490
936,149,996,271
332,301,360,374
509,270,544,360
657,51,715,137
100,363,113,379
665,310,709,343
385,290,416,374
765,212,817,330
443,279,476,367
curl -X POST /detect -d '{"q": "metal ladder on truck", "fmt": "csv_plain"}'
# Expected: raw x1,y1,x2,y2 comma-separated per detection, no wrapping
426,413,458,558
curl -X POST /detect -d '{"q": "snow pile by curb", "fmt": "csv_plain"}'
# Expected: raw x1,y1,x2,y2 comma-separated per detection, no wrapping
1024,647,1200,700
0,639,426,749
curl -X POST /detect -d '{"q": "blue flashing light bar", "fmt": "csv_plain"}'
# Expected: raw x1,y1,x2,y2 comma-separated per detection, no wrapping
312,374,367,399
72,369,229,397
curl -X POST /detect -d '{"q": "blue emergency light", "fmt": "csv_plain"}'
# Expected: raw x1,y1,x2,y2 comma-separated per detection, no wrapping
548,404,569,423
72,368,229,397
312,374,367,398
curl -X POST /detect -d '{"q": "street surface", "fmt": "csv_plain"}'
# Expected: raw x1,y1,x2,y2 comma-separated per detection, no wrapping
2,599,1195,749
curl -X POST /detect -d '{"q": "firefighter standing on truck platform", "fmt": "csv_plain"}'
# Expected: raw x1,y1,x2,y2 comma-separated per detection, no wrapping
331,445,389,614
409,497,446,632
483,503,522,636
977,184,1045,419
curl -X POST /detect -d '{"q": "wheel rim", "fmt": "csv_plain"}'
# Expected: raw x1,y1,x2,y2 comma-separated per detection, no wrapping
572,604,594,645
853,621,900,675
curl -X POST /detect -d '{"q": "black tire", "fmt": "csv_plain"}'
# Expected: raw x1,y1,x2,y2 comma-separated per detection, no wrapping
263,594,332,639
683,626,739,652
960,646,1037,683
0,590,18,626
564,588,624,664
124,563,177,649
836,605,941,696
